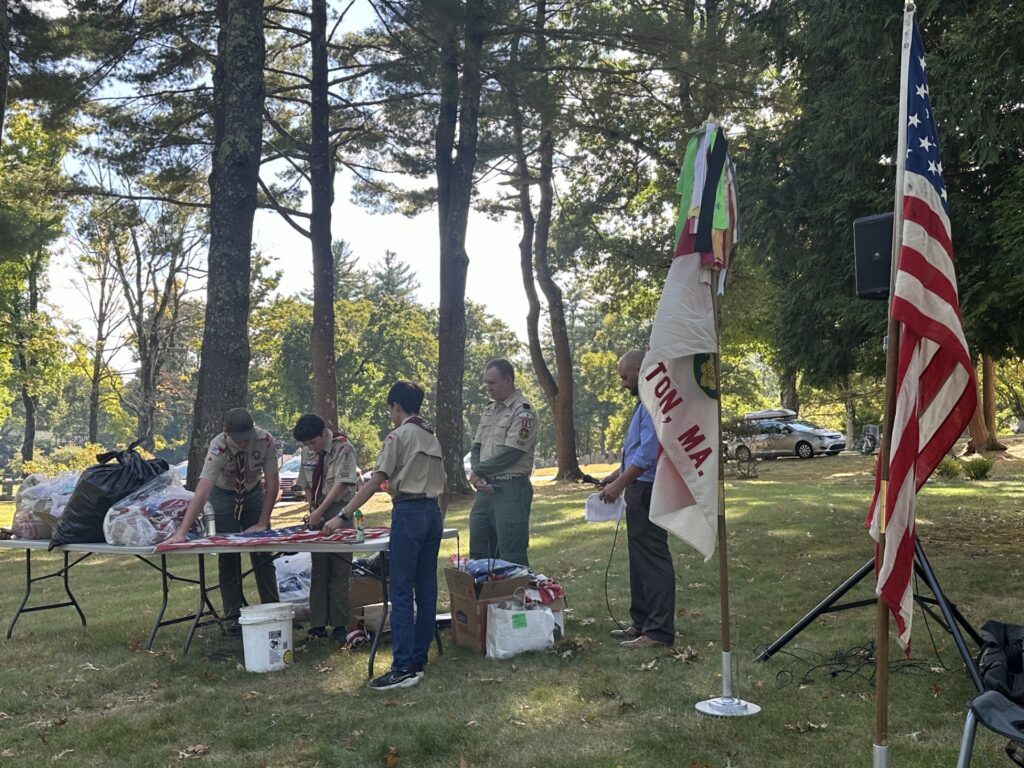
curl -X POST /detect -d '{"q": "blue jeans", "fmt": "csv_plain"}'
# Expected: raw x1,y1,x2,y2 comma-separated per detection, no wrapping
388,498,443,673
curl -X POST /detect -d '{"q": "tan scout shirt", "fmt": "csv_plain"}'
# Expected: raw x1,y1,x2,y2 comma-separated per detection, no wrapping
199,428,279,493
294,430,359,506
374,417,446,499
473,389,538,475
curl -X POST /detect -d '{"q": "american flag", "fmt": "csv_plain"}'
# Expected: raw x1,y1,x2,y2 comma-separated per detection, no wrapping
867,18,978,652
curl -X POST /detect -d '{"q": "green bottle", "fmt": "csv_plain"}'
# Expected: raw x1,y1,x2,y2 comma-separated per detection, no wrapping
353,509,365,543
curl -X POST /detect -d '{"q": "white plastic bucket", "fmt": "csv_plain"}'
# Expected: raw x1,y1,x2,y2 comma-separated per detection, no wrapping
238,602,294,673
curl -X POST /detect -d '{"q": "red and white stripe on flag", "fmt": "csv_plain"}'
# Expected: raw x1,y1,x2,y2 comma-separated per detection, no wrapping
866,19,978,653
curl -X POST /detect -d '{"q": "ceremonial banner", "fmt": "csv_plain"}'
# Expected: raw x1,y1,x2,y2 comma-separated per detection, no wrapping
640,126,736,561
867,18,977,652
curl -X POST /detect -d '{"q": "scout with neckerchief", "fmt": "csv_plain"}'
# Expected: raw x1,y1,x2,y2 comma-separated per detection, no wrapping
169,408,281,632
292,413,359,643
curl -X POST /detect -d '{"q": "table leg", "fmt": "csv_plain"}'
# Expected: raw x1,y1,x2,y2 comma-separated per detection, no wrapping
6,549,89,639
146,555,171,651
62,551,87,628
367,561,391,679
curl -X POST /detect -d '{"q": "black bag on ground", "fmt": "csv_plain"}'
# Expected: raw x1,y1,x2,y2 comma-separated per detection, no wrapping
978,620,1024,705
50,443,169,549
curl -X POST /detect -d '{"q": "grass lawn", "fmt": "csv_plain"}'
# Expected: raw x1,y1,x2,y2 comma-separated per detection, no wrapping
1,444,1023,767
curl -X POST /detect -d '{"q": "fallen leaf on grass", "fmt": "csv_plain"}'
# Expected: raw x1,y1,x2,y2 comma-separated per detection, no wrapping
316,663,334,673
79,662,99,671
670,645,700,663
2,748,15,758
385,746,399,768
52,749,74,760
401,701,418,707
929,666,945,674
783,722,829,733
465,720,479,727
241,691,260,701
639,659,657,671
176,743,210,760
458,758,470,768
578,617,595,625
932,684,943,697
0,712,10,720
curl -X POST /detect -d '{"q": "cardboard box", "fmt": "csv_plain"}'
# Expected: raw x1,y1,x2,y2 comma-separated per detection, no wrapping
445,567,532,653
348,575,384,630
358,601,419,634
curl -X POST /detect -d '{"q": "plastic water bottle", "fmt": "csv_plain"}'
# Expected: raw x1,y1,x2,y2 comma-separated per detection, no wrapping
203,501,217,536
353,509,365,543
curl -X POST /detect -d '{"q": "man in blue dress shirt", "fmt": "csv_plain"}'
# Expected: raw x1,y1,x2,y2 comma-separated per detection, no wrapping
599,350,675,648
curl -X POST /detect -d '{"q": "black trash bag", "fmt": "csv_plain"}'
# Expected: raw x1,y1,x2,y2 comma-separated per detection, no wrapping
978,620,1024,706
50,442,169,549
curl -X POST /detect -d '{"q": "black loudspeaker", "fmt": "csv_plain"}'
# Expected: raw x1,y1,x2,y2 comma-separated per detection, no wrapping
853,212,894,299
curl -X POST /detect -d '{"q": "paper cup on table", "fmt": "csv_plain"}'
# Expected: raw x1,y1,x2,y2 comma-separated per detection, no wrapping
584,493,624,523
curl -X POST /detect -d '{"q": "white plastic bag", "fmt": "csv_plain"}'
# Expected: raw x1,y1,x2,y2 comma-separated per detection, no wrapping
275,552,312,621
11,471,80,539
485,599,555,659
102,470,203,546
584,492,624,523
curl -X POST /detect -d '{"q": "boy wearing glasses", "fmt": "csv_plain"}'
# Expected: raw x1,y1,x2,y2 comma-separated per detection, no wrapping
324,381,446,690
292,413,359,642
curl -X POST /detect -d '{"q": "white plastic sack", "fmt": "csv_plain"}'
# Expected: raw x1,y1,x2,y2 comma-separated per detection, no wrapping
11,471,80,539
584,492,624,523
275,552,312,622
485,600,555,659
102,470,204,546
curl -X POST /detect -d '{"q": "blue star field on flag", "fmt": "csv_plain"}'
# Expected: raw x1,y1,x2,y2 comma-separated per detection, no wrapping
905,23,947,213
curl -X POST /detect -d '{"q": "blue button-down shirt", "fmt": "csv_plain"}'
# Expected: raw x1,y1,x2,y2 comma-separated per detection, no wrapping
622,402,659,482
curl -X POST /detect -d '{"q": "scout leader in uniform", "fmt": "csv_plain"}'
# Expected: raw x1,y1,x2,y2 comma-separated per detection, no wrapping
291,413,359,643
323,381,447,691
168,408,280,631
468,357,539,567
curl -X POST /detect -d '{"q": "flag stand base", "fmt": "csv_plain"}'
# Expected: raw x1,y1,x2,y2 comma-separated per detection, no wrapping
695,696,761,718
754,537,983,691
695,651,761,718
873,743,889,768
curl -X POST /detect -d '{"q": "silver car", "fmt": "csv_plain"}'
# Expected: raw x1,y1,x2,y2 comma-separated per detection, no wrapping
727,412,845,460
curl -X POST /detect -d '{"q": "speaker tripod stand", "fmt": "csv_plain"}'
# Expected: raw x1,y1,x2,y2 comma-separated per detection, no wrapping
755,536,984,692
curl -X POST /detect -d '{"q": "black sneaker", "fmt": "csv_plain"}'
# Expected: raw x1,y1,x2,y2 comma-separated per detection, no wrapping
307,626,328,639
369,669,420,691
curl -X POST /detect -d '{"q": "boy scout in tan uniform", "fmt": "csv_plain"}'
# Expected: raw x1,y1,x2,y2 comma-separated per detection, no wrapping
292,413,359,641
323,381,447,691
169,408,280,630
469,359,538,566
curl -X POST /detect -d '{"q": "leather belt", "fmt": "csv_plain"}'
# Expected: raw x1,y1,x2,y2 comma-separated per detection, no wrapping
394,492,428,501
490,474,528,481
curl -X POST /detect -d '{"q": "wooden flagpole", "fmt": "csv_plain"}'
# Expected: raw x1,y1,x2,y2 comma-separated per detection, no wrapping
695,117,759,718
873,5,916,766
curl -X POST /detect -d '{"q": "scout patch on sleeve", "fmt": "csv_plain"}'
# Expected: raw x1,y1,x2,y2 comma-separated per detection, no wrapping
210,444,223,456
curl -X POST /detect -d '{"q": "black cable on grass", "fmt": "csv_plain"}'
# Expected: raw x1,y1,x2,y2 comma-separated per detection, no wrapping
759,640,936,692
604,511,629,631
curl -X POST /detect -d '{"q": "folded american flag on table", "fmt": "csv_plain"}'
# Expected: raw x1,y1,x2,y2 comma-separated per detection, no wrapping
154,524,390,551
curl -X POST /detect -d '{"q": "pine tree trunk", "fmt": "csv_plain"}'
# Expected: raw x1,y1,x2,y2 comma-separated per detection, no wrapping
0,0,9,139
434,0,483,496
780,365,799,413
309,0,338,428
89,342,101,443
980,354,1007,451
965,357,1005,454
511,1,583,482
186,0,265,489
